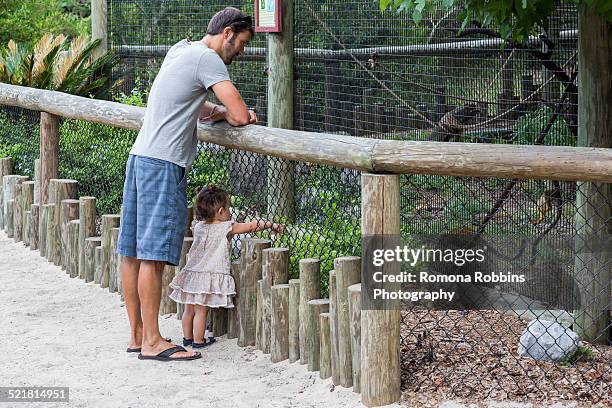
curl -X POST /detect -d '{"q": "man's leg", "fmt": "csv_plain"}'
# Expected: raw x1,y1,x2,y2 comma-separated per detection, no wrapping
139,260,198,357
122,256,142,349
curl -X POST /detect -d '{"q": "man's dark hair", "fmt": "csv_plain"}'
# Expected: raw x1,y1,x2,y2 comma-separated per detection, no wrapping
207,7,254,37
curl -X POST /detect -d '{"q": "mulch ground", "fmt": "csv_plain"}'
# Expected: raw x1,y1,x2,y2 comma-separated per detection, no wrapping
400,310,611,407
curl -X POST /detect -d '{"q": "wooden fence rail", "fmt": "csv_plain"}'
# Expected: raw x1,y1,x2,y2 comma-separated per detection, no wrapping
1,83,611,183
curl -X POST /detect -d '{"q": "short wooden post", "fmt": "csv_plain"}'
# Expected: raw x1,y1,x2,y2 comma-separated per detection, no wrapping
6,199,14,237
360,173,401,407
85,237,102,283
329,270,340,385
45,202,57,261
288,279,300,363
160,264,176,315
115,234,124,298
94,246,103,285
227,260,241,339
40,204,53,258
238,238,271,347
0,157,13,229
60,199,79,271
348,283,362,393
262,247,290,354
68,220,80,277
299,258,321,364
176,237,193,319
33,159,40,204
109,227,120,291
306,299,329,371
319,312,332,379
24,211,31,246
3,175,28,235
212,308,228,337
21,181,34,244
78,197,97,280
256,279,264,350
40,112,59,206
13,183,23,242
100,214,120,287
49,179,78,265
271,283,290,363
336,256,361,387
30,204,40,250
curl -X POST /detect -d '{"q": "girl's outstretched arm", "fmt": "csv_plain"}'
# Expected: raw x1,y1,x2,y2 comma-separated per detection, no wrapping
230,219,284,236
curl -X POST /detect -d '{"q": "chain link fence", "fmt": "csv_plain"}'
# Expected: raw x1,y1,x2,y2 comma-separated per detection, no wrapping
0,0,609,405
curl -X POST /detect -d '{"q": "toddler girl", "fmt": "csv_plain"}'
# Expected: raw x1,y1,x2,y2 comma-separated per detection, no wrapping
169,185,283,348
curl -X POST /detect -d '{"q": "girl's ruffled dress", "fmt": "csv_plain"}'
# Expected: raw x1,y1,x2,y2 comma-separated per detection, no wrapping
169,220,235,308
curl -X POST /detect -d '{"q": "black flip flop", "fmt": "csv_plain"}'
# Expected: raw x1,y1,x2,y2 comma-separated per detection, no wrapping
138,345,201,361
126,337,173,353
192,337,216,349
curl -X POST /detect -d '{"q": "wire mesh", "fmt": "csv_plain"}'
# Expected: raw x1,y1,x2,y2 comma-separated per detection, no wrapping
0,0,609,405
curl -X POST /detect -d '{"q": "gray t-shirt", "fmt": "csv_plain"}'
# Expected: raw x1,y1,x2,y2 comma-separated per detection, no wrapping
130,40,230,168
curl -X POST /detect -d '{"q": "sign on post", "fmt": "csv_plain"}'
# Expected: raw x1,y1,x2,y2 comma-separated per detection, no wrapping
255,0,281,32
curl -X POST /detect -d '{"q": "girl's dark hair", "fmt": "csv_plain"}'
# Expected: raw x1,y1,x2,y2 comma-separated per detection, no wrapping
194,185,230,221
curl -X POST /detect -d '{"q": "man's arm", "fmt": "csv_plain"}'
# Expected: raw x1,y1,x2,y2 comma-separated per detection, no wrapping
209,80,257,126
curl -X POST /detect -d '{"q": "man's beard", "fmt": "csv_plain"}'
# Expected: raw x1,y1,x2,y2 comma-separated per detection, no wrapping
221,34,238,65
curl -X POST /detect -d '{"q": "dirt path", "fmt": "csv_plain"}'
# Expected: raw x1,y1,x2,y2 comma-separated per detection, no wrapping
0,233,369,408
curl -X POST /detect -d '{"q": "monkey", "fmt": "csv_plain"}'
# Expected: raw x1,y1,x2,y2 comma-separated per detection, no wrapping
532,186,563,225
427,103,483,142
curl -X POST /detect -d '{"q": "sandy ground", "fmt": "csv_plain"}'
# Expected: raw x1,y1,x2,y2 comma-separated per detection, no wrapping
0,233,372,408
0,233,580,408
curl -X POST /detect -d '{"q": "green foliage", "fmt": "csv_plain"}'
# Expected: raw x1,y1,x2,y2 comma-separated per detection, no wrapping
380,0,612,40
0,109,39,177
0,34,117,98
0,0,90,46
559,346,595,366
514,107,575,146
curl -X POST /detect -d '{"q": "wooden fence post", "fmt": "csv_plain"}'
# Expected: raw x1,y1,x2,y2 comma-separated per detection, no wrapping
227,260,241,339
360,173,401,407
573,7,612,344
335,256,361,388
91,0,108,61
348,283,362,393
60,199,79,271
30,204,40,250
267,0,295,221
21,181,34,244
329,270,340,385
3,175,28,235
262,247,290,354
78,197,97,279
271,283,290,363
0,157,14,229
49,179,78,266
100,214,120,287
85,237,102,283
176,237,194,320
306,299,329,371
39,113,59,206
319,312,332,379
238,239,271,347
298,258,321,364
288,279,300,363
68,220,80,277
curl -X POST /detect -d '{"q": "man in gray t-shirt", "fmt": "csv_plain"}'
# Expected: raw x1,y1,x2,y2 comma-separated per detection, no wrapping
117,7,256,361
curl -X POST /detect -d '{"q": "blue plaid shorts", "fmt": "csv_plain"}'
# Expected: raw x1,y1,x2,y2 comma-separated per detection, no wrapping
117,154,188,266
